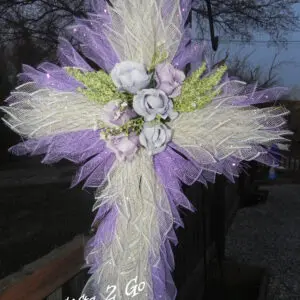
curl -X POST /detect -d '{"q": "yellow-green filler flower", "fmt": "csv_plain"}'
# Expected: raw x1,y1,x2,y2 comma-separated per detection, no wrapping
65,67,132,104
174,63,227,112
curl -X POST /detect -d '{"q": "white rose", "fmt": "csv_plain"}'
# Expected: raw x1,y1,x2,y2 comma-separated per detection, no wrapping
139,123,172,155
110,61,151,94
133,89,178,122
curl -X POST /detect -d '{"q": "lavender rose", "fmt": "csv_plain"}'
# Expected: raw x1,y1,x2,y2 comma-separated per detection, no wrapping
101,100,137,127
133,89,178,122
106,133,139,161
100,101,139,161
155,63,185,98
110,61,151,94
139,123,172,155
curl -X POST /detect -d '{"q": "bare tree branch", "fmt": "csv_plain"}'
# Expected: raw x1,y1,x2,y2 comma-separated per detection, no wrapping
192,0,300,45
224,49,295,89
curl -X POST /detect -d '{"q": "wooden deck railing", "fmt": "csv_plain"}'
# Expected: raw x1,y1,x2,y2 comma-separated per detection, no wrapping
255,152,300,181
281,155,300,171
0,236,86,300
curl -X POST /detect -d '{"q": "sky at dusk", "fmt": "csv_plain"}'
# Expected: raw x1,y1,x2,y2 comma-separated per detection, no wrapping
192,3,300,98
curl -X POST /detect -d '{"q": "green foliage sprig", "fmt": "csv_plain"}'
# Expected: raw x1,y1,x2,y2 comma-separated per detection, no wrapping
101,114,166,140
174,63,228,112
65,67,132,104
148,50,169,72
101,117,145,139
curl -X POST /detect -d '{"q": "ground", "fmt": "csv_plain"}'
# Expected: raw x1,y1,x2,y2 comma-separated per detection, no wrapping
0,160,94,279
226,184,300,299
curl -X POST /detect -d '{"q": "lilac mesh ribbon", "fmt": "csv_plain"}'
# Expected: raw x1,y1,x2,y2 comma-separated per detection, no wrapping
19,62,84,91
57,38,94,71
150,237,177,299
67,1,119,72
9,129,116,189
238,85,289,106
86,0,110,15
162,0,191,24
218,76,289,106
171,0,213,72
173,40,213,73
167,0,213,73
149,189,178,299
180,0,193,25
153,145,201,300
85,202,118,274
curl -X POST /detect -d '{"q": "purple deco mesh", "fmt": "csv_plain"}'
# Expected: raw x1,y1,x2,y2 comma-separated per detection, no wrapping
18,62,84,92
57,38,94,71
85,202,118,274
9,129,116,189
67,0,119,72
